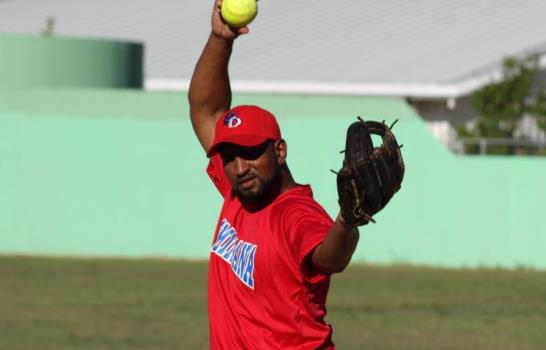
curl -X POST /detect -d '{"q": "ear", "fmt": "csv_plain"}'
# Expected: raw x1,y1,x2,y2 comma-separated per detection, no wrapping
274,139,287,165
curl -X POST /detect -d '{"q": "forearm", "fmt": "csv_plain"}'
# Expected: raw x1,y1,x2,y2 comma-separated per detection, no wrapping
188,33,234,149
189,33,233,115
311,214,360,274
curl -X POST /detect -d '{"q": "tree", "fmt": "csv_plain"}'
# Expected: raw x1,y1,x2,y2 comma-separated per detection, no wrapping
457,54,546,154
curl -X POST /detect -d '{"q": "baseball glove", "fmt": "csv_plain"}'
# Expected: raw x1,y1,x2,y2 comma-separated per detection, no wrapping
336,117,405,225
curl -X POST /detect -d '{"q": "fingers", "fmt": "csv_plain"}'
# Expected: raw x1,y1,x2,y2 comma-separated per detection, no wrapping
213,0,222,20
238,26,249,35
211,0,250,39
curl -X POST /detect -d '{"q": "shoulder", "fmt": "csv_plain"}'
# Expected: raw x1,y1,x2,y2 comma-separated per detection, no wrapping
270,185,332,229
271,185,317,213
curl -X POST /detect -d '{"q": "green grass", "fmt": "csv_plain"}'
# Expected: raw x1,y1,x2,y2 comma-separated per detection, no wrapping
1,256,545,350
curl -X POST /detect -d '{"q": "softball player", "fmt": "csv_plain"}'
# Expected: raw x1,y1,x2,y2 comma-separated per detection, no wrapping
188,1,361,348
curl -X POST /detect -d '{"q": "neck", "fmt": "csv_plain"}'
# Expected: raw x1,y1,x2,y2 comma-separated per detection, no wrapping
279,166,298,193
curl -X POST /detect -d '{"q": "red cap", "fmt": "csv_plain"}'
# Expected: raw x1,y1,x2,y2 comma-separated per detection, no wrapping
207,105,281,157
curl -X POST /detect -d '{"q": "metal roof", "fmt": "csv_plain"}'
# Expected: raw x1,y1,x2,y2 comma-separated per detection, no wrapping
1,0,546,97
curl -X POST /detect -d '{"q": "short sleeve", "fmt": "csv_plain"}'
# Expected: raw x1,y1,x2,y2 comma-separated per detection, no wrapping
206,154,231,198
276,192,334,282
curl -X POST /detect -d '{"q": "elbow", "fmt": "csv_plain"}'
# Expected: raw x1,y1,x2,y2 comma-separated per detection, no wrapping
331,260,351,274
319,259,351,274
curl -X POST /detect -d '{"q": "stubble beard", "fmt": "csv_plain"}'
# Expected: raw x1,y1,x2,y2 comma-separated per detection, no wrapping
234,168,282,207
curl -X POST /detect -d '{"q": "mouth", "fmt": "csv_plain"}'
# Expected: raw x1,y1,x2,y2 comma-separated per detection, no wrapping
237,176,257,189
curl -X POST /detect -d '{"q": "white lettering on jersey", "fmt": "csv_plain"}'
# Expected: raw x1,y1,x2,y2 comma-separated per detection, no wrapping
211,218,257,289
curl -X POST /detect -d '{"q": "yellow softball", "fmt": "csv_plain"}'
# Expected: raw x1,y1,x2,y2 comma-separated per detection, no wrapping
221,0,258,27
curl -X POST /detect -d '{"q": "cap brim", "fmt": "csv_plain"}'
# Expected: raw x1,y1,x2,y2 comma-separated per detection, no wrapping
206,134,272,157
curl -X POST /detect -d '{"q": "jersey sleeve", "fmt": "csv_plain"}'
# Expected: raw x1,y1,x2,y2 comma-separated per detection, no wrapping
206,154,231,198
276,194,334,282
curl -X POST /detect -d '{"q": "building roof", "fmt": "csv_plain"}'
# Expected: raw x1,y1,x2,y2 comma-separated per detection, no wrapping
2,0,546,97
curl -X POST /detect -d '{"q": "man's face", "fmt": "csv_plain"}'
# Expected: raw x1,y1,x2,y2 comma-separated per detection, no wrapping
219,140,284,204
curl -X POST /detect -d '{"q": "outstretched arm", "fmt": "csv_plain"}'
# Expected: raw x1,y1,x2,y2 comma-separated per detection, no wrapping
310,214,359,274
188,0,250,152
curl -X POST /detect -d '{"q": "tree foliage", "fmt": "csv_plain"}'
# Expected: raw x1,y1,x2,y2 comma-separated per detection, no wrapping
469,54,545,138
456,54,546,155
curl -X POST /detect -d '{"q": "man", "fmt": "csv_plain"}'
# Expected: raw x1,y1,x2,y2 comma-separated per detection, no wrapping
188,1,360,348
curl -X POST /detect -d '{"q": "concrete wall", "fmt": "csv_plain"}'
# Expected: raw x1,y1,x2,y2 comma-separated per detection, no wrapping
1,89,546,268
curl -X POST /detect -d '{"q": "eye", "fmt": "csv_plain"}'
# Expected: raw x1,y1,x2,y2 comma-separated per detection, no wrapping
220,152,235,165
239,141,270,160
239,148,262,160
218,141,271,164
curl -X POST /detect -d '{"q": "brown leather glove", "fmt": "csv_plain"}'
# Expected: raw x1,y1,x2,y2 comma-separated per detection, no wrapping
336,117,405,225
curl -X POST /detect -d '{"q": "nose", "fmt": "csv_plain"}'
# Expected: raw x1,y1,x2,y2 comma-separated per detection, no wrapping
233,156,250,177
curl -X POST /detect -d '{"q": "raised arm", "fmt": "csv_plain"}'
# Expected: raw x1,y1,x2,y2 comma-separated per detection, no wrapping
188,0,250,152
311,117,405,274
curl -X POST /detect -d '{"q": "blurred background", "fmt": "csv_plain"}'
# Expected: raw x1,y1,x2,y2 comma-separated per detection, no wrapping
1,1,546,349
1,0,546,268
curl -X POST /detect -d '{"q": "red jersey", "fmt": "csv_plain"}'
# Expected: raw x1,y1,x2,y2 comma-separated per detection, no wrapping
206,155,336,350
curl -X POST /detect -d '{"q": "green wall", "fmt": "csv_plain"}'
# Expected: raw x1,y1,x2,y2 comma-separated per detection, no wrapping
0,34,143,89
1,89,545,268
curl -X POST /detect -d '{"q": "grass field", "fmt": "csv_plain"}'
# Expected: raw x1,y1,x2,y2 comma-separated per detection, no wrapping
1,256,545,350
